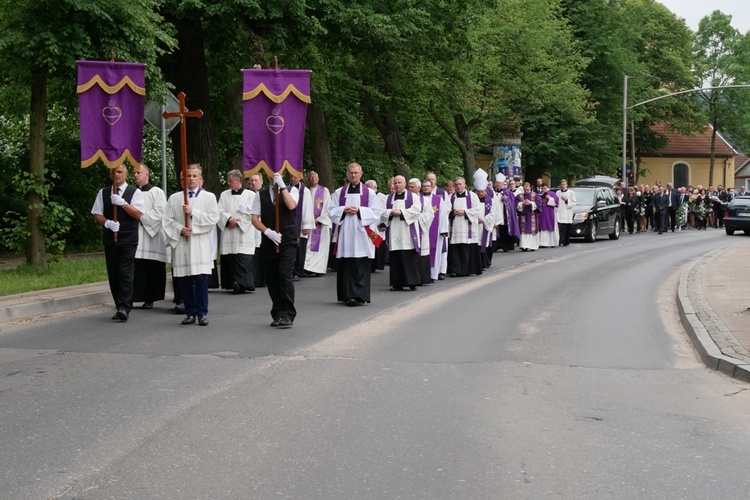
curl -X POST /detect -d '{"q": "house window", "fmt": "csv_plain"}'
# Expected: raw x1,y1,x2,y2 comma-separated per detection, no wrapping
673,163,689,188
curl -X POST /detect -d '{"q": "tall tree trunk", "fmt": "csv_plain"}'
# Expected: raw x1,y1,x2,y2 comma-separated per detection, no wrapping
27,67,47,268
307,104,335,190
364,98,410,178
162,16,220,196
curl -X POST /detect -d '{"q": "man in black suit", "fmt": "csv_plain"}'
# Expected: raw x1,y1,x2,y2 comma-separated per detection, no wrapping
714,185,729,228
663,182,679,232
656,185,669,234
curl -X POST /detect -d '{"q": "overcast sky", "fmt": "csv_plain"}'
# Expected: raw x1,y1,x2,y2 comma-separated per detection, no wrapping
657,0,750,34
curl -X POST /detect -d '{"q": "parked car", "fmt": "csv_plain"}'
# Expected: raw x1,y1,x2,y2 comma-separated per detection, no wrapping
557,186,621,242
724,196,750,235
574,175,620,188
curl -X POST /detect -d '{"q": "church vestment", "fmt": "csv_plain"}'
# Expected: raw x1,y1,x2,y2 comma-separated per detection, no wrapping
516,191,542,251
163,188,220,318
370,190,388,272
133,183,168,305
555,188,576,246
476,191,498,268
218,187,256,292
328,182,383,303
381,190,424,289
426,192,450,281
447,190,482,276
538,190,559,247
303,184,332,275
290,182,315,279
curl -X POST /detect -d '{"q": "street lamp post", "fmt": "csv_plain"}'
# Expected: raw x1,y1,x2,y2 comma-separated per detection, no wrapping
622,77,750,185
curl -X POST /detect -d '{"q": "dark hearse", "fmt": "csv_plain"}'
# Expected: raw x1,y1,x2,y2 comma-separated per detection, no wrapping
724,196,750,235
559,185,621,242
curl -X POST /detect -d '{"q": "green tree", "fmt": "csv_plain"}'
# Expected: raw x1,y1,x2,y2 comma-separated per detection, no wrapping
0,0,174,267
693,10,750,186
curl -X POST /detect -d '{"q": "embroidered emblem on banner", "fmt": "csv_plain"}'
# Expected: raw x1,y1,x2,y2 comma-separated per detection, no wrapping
102,99,122,125
265,108,285,135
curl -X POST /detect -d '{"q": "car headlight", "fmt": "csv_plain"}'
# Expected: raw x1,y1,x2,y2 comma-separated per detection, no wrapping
573,213,589,221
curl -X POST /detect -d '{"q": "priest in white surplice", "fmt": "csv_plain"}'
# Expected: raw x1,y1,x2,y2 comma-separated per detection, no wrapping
289,175,315,280
163,164,220,326
328,162,383,306
218,169,256,294
516,181,542,251
303,171,331,276
381,176,423,291
472,169,498,269
421,178,449,282
447,177,482,277
132,164,169,309
409,178,435,285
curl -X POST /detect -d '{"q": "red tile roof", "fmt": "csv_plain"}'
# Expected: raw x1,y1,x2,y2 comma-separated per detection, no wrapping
643,122,736,158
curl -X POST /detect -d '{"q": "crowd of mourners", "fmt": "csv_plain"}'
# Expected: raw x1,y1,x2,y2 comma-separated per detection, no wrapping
92,162,738,328
612,180,740,234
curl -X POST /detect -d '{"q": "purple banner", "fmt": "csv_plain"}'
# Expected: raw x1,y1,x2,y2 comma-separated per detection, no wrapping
243,69,311,178
77,61,145,169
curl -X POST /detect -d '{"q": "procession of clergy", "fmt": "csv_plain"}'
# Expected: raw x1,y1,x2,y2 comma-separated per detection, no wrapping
94,161,574,326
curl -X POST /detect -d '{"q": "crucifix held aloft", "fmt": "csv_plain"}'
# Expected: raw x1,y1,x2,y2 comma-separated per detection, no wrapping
162,92,203,237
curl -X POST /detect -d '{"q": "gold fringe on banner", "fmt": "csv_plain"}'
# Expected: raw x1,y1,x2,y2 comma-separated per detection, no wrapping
76,75,146,96
81,150,141,169
242,83,311,104
243,161,303,179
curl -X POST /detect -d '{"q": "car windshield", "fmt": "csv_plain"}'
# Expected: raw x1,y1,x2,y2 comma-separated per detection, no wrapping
730,198,750,208
570,188,595,205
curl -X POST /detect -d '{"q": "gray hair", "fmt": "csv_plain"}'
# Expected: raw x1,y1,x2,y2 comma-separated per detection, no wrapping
227,169,243,182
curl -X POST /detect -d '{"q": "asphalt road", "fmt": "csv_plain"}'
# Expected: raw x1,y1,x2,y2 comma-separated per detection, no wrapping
1,230,749,499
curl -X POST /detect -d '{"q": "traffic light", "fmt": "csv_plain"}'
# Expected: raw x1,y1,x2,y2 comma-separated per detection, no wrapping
627,169,634,180
616,167,622,178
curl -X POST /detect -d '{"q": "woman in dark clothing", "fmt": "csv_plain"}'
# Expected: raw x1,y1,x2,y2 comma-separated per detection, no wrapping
694,188,710,230
641,185,652,232
623,186,640,234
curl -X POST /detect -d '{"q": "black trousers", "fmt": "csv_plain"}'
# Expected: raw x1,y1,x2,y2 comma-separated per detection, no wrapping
261,242,296,321
558,223,572,246
104,243,137,312
294,237,307,277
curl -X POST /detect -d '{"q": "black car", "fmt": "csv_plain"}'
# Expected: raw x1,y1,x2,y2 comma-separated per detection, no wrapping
560,186,621,242
724,196,750,235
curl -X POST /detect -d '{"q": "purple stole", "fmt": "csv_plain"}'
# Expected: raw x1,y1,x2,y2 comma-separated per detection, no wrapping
450,191,472,239
309,185,326,252
475,193,493,254
539,191,558,231
516,191,540,235
386,191,420,253
335,182,371,242
502,188,521,237
427,193,443,266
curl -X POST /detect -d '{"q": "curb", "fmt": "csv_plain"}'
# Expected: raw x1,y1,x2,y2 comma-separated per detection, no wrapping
0,288,111,324
677,252,750,382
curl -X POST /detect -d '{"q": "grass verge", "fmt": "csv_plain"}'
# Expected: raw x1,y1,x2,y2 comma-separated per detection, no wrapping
0,256,107,297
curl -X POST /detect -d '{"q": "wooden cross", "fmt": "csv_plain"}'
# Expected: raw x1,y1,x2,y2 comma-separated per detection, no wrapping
163,92,203,236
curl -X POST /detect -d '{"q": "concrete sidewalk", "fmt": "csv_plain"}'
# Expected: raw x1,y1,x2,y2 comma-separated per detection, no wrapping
2,246,750,383
677,241,750,382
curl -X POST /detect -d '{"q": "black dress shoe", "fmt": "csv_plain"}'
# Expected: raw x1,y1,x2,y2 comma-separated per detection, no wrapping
409,285,417,291
114,309,128,321
438,273,446,280
345,298,358,306
141,302,153,309
270,318,281,327
181,315,196,325
277,318,293,328
292,275,300,282
174,303,185,314
198,315,209,326
390,286,404,291
231,283,241,294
